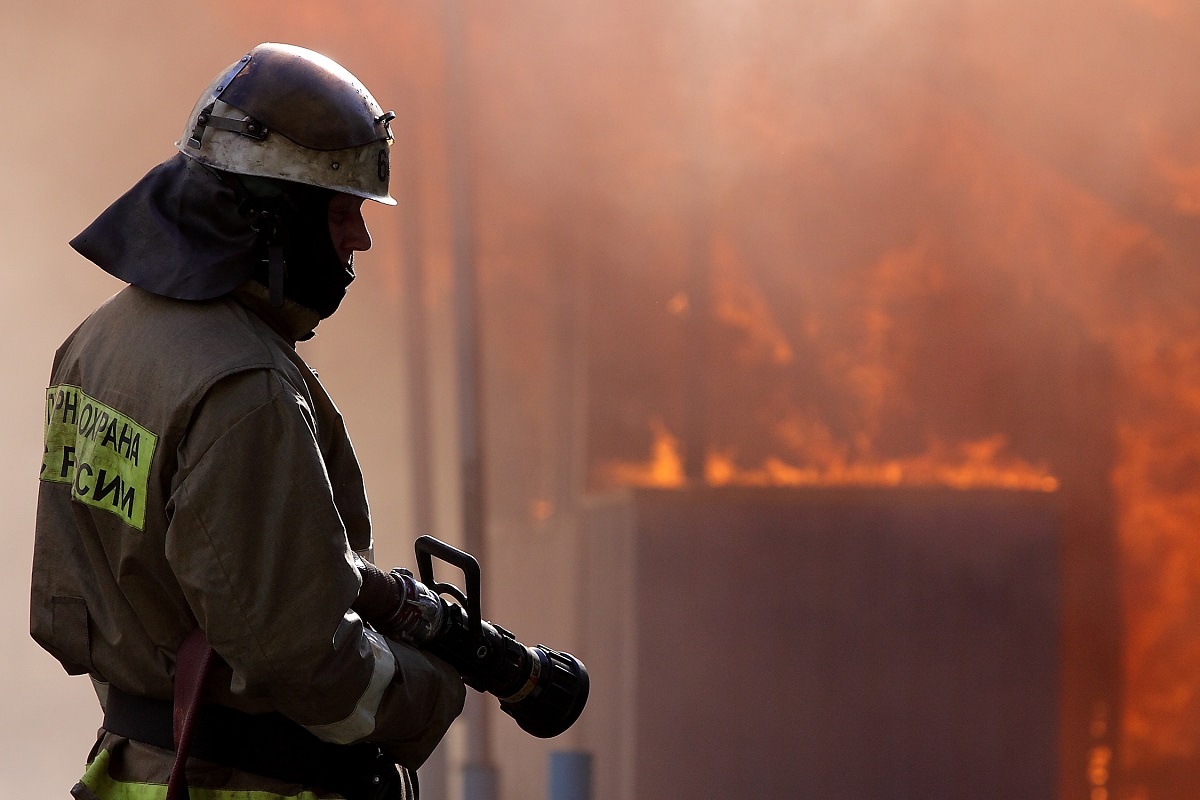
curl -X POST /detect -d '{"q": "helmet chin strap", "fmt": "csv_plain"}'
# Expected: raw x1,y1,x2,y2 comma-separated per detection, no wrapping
217,170,293,309
244,207,288,309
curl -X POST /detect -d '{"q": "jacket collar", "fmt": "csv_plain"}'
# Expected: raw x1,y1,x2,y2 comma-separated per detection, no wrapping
232,281,322,344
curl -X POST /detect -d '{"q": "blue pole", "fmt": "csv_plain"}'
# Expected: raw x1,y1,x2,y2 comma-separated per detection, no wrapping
547,751,592,800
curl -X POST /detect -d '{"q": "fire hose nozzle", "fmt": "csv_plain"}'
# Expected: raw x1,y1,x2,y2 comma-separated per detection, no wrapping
353,536,589,739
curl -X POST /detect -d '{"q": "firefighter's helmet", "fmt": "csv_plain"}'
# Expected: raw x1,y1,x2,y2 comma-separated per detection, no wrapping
177,42,396,205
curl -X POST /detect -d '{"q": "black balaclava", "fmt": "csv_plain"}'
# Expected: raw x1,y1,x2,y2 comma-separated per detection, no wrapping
71,152,354,319
239,176,355,320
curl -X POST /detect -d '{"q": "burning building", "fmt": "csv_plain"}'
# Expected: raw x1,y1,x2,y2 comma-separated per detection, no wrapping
217,1,1200,798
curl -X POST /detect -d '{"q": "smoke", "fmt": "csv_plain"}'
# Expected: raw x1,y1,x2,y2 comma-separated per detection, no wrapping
459,0,1200,795
7,1,1200,797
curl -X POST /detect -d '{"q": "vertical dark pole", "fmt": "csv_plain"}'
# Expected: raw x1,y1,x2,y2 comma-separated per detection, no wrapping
549,231,588,517
442,2,497,798
443,0,485,577
394,88,448,800
396,86,435,542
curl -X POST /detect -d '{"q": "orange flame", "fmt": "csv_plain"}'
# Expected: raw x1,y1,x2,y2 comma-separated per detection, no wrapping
598,421,1058,492
597,418,687,488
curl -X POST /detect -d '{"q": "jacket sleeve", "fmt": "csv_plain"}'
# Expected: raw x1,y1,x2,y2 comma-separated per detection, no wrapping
164,368,463,764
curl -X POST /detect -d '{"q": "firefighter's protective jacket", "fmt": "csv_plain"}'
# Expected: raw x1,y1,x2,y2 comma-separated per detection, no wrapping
32,283,463,797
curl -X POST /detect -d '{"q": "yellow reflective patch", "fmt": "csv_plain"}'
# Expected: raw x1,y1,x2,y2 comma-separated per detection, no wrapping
79,749,161,800
79,749,339,800
41,384,159,531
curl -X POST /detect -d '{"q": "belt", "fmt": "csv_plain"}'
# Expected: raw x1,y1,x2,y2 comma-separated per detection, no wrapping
102,685,402,799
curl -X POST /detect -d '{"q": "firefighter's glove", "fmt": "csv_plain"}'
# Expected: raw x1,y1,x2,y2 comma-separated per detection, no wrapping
352,554,445,645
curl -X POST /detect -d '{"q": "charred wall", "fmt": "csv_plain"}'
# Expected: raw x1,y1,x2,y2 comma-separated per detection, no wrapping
578,487,1062,800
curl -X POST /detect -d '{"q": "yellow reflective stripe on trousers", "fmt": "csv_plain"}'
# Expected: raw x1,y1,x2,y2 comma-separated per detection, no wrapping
79,749,334,800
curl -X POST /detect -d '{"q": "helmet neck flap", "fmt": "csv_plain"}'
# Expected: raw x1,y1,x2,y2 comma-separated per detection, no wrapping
71,153,353,320
70,153,259,301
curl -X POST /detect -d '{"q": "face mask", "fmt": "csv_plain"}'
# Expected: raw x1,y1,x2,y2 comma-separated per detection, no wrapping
242,180,353,319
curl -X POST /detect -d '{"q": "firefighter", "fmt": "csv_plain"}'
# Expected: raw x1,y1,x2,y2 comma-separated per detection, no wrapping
31,43,465,800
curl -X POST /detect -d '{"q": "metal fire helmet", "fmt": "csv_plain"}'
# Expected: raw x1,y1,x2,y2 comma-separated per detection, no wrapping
177,42,397,205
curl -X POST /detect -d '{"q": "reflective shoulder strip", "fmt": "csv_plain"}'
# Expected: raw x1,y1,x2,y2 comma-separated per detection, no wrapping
303,628,396,745
78,747,329,799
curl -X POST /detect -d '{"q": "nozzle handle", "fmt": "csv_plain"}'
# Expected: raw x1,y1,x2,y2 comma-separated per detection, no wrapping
414,535,482,636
